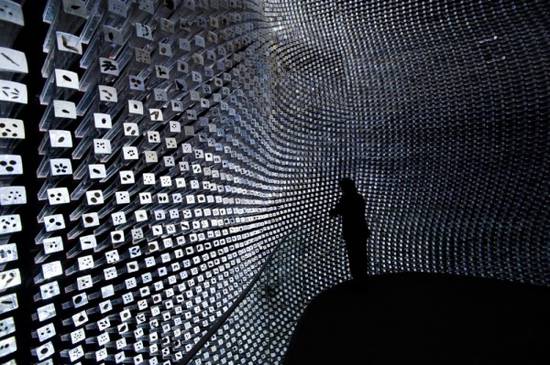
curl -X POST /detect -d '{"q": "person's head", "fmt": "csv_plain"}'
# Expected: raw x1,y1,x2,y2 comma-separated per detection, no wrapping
339,178,357,195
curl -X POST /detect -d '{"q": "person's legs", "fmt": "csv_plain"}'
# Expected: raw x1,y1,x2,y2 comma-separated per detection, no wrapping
346,240,368,280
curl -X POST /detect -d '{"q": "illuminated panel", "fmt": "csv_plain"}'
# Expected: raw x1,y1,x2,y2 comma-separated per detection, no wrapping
0,1,27,364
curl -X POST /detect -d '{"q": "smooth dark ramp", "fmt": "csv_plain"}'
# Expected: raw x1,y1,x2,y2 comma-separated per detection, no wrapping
283,274,550,365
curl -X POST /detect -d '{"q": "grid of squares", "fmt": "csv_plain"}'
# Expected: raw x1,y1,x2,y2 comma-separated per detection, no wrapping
30,1,294,364
0,0,28,363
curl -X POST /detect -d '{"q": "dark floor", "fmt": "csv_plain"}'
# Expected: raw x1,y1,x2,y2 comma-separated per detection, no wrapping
283,273,550,365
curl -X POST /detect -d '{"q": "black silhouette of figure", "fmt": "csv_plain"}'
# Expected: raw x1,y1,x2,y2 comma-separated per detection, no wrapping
329,178,370,280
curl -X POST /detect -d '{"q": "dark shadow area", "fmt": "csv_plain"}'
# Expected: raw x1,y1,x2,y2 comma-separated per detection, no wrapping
283,273,550,365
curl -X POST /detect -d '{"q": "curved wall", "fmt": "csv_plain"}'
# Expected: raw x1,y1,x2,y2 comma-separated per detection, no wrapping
264,0,550,283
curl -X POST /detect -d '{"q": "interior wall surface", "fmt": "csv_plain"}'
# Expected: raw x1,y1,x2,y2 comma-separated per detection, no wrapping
264,0,550,283
0,1,547,364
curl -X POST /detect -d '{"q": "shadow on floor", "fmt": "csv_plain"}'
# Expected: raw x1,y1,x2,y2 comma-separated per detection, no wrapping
283,273,550,365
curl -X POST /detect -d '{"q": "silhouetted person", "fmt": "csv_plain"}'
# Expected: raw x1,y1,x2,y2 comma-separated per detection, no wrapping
329,178,370,280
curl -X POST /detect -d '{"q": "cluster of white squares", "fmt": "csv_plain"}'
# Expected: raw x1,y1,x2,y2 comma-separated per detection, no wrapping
29,0,282,365
0,0,28,361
